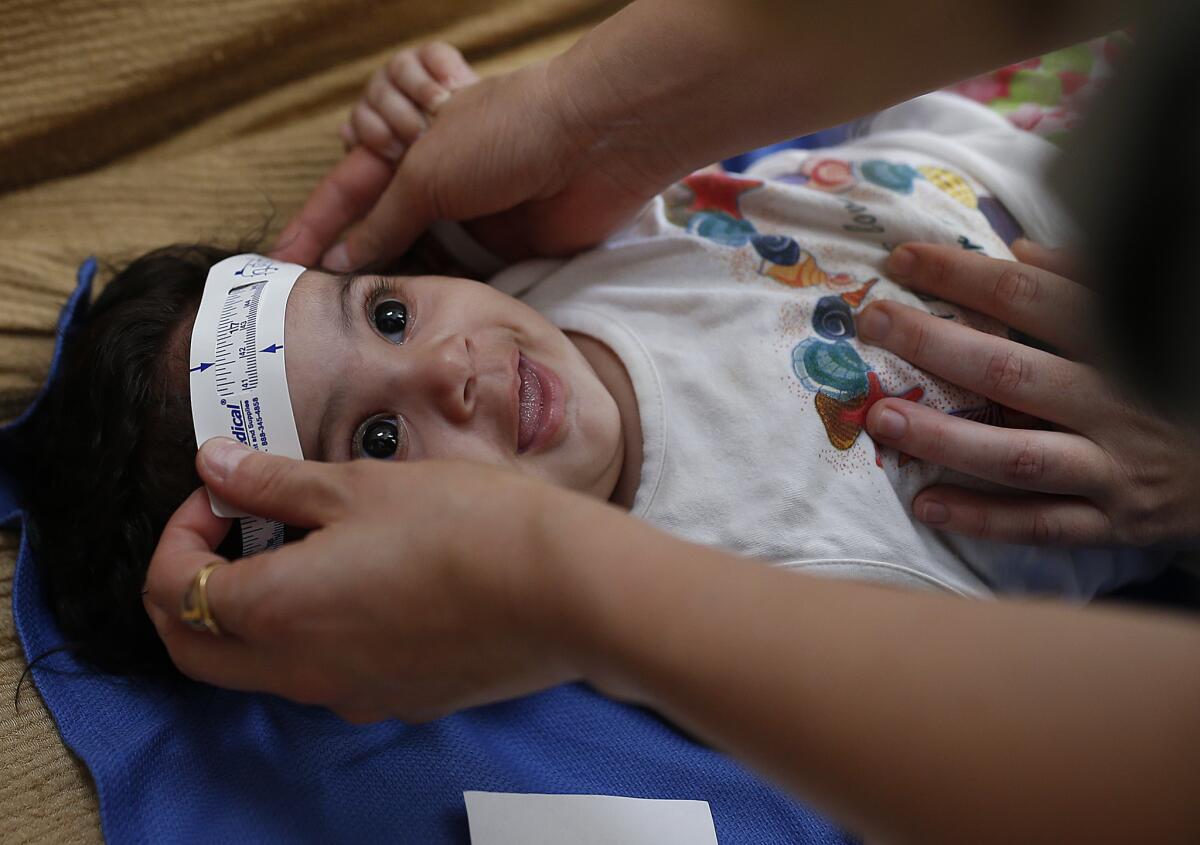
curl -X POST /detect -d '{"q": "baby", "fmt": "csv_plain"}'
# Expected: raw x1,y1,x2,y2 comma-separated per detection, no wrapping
25,45,1158,675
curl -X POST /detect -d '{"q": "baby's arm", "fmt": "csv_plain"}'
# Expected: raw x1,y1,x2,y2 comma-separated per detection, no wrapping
341,42,479,162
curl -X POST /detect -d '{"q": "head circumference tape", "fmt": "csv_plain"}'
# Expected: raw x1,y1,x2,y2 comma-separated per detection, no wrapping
189,254,306,554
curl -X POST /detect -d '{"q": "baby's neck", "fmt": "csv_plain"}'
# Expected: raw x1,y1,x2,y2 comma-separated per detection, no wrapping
565,332,642,510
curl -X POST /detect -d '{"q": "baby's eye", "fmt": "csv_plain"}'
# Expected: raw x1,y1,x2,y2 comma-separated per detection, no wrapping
373,300,408,343
354,414,408,460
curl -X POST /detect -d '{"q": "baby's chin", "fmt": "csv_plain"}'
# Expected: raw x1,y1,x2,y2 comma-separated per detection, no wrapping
562,393,625,502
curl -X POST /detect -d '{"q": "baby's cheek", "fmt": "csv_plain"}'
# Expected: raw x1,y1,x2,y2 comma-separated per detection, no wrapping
412,423,517,470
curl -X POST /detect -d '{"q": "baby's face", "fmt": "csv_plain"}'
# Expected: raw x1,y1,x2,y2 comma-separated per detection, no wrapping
280,271,623,500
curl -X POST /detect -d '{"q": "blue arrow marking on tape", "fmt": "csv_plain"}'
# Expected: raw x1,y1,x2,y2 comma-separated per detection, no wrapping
262,344,283,354
190,362,214,373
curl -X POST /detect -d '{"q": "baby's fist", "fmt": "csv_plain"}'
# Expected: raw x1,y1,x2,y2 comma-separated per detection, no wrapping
343,42,479,161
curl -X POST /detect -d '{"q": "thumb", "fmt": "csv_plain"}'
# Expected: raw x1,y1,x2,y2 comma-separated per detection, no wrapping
322,159,435,272
196,437,349,528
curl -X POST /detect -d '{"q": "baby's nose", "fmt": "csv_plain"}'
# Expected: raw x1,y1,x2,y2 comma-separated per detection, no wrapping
415,333,475,423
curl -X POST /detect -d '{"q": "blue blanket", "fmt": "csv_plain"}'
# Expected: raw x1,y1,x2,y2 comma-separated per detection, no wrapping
2,260,853,844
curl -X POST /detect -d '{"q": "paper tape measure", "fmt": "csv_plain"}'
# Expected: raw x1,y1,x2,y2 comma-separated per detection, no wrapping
189,254,306,554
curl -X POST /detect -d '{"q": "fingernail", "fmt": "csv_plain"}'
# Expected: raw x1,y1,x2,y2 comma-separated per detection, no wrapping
887,246,915,278
872,407,907,440
917,500,950,524
324,242,353,272
428,89,450,112
856,306,891,343
201,437,251,484
381,139,406,160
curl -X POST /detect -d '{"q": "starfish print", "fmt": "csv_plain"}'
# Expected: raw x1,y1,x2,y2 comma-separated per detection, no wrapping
682,172,763,218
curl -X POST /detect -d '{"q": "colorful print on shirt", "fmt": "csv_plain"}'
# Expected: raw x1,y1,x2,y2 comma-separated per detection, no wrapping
662,166,1014,468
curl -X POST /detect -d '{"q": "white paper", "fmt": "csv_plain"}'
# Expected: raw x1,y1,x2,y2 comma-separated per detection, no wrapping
464,791,719,845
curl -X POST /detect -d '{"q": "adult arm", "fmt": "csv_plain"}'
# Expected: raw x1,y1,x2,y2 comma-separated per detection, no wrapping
858,240,1200,547
273,0,1131,270
146,439,1200,843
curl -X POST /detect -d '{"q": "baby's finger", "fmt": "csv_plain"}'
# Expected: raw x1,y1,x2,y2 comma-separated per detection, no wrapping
856,300,1104,430
351,101,405,161
365,69,427,147
866,399,1114,497
418,42,479,92
886,243,1095,360
387,48,450,114
910,486,1114,546
269,146,394,266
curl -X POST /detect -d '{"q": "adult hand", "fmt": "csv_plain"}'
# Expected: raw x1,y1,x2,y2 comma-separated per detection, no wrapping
268,0,1126,273
142,438,588,723
270,55,667,271
858,240,1200,547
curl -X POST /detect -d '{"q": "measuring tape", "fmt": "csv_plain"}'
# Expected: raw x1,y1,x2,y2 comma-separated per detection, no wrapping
189,254,305,554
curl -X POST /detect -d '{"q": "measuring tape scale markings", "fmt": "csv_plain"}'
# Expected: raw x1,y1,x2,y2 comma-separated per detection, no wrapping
189,255,306,555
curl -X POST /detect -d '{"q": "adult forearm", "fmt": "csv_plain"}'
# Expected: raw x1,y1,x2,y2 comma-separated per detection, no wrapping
542,501,1200,842
551,0,1129,184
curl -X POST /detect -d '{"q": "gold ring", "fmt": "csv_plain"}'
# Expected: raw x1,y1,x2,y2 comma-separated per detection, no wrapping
180,561,225,636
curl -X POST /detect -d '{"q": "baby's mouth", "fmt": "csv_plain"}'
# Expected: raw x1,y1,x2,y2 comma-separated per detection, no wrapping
516,353,563,453
517,356,542,452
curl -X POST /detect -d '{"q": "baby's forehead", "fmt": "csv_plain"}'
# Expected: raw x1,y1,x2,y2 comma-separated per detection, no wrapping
295,268,345,291
286,269,359,322
291,269,403,300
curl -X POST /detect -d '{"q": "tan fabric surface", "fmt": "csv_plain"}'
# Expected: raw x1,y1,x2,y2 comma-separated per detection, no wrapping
0,1,618,839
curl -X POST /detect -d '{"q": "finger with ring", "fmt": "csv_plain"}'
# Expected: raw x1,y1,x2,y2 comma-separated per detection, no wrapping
180,560,227,636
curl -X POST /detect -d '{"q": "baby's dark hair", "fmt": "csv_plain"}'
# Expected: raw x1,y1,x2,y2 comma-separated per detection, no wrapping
22,245,240,676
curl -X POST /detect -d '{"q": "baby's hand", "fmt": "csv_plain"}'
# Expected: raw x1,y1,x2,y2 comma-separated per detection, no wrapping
342,42,479,162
